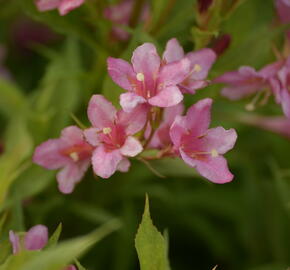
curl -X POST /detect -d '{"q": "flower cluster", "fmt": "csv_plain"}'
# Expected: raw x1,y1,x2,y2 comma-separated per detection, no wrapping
9,225,76,270
33,38,238,193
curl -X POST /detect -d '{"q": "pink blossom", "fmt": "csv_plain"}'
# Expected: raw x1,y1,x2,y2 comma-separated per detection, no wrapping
35,0,84,16
9,225,48,254
150,103,184,149
169,98,237,183
33,126,93,194
275,0,290,23
163,38,217,94
107,42,190,111
104,0,149,41
214,61,283,101
241,114,290,139
84,95,147,178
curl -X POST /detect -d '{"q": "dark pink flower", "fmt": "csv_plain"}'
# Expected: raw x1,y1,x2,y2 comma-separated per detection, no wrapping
107,42,190,111
169,98,237,183
33,126,93,194
150,103,184,149
35,0,84,16
163,38,217,94
84,95,147,178
104,0,149,41
214,61,283,100
211,34,231,56
9,225,48,254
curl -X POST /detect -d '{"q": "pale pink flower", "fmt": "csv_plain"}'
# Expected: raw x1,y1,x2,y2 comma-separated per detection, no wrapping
107,42,190,111
84,95,147,178
214,61,283,100
104,0,149,41
169,98,237,183
35,0,84,16
9,225,48,254
163,38,217,94
150,103,184,149
33,126,93,194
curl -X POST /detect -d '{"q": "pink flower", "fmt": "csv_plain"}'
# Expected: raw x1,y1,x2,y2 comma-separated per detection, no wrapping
163,38,217,94
169,98,237,183
214,61,283,101
241,114,290,139
275,0,290,24
104,0,149,41
107,42,190,111
9,225,48,254
84,95,147,178
65,266,77,270
35,0,84,16
33,126,93,194
150,103,184,149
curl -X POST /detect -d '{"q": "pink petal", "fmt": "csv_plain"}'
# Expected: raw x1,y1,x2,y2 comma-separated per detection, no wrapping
107,57,135,91
117,104,148,135
163,103,184,124
117,158,131,172
131,43,161,91
87,95,116,128
179,80,209,93
163,38,184,63
158,58,190,86
281,89,290,118
186,48,216,80
185,98,212,136
9,231,21,254
33,139,68,170
120,136,143,157
84,127,101,146
221,85,261,100
276,0,290,23
149,86,183,107
259,60,284,78
194,156,234,183
61,126,84,145
204,127,237,154
120,92,146,112
169,115,188,147
64,265,77,270
58,0,84,15
24,225,48,251
35,0,61,11
56,160,90,194
92,146,122,178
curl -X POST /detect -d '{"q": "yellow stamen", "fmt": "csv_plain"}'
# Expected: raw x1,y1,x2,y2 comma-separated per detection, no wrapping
193,64,202,72
70,152,79,162
103,127,112,134
211,149,218,157
136,73,145,81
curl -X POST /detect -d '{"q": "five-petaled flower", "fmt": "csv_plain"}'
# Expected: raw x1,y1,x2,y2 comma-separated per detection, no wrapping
84,95,147,178
33,126,93,194
107,43,190,112
163,38,217,94
35,0,84,16
170,98,237,183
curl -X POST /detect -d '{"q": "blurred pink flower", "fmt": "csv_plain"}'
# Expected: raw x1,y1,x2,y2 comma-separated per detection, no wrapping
9,225,48,254
84,95,147,178
104,0,149,41
36,0,84,15
107,42,190,112
163,38,217,94
214,61,283,100
275,0,290,23
33,126,93,194
170,98,237,183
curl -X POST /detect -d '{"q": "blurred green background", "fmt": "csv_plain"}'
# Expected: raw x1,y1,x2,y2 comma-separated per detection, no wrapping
1,0,290,269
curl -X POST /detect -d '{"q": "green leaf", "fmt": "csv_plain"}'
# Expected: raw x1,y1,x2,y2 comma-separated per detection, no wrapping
46,224,62,248
20,219,121,270
135,195,171,270
75,260,87,270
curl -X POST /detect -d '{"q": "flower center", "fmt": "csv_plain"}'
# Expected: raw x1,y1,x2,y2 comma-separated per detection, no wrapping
102,127,112,134
193,64,202,72
136,73,145,81
69,152,79,162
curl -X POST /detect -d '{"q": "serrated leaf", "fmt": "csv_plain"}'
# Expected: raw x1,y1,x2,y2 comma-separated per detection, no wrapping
135,195,171,270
